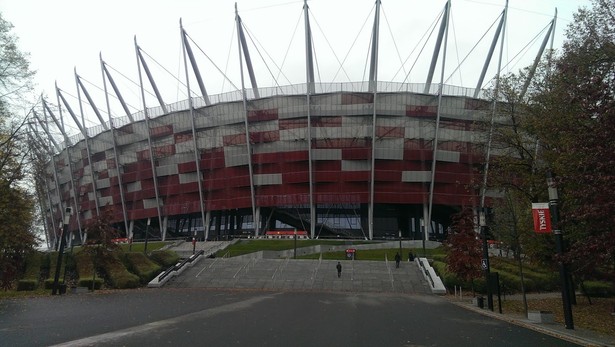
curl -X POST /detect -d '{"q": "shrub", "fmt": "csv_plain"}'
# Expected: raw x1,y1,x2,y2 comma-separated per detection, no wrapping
74,251,95,278
17,280,37,291
432,260,469,291
581,281,615,297
43,278,64,289
22,252,42,280
124,252,162,284
101,254,141,289
77,277,103,290
46,252,63,281
149,250,180,267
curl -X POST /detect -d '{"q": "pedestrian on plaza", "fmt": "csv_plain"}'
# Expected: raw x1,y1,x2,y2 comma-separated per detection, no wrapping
408,251,414,261
395,252,401,268
336,262,342,278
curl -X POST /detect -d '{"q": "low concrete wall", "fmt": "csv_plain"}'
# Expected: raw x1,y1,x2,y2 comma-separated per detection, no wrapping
528,311,554,323
417,257,446,295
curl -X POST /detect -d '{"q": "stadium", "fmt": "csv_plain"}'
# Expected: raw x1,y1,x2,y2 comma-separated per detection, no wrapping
30,1,556,247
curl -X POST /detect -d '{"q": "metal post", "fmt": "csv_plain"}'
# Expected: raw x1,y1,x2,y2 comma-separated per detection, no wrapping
398,230,402,260
547,172,574,329
52,207,71,295
144,218,150,255
480,209,494,311
421,219,426,257
294,229,297,259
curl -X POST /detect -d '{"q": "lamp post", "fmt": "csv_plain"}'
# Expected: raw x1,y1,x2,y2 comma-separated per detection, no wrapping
547,171,574,329
480,209,494,311
398,229,403,260
144,217,150,255
52,207,72,295
294,228,297,259
421,219,426,257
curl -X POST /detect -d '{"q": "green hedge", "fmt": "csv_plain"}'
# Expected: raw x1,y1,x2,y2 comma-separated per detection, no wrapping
43,278,64,289
101,254,141,289
74,251,95,278
23,252,42,280
77,277,103,290
46,252,65,282
581,281,615,297
432,260,464,290
124,252,162,284
149,250,180,267
17,280,38,291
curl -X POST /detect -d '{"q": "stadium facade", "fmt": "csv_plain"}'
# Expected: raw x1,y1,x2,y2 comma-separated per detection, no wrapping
31,1,555,247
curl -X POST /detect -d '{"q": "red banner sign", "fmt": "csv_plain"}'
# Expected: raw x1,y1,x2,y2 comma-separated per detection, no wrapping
532,203,552,233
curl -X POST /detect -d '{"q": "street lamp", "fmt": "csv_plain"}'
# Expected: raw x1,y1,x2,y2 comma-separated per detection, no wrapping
398,229,403,261
547,171,574,329
294,228,297,259
421,219,426,257
480,209,494,311
144,217,150,255
52,207,72,295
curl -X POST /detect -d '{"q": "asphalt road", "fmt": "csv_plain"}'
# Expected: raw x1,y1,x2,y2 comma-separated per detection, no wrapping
0,288,580,347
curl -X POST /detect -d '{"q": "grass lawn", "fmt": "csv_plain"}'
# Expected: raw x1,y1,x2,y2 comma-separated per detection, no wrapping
218,239,378,257
118,241,171,253
0,288,50,300
299,247,445,261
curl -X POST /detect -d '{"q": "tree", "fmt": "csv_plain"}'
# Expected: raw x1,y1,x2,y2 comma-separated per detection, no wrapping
527,0,615,281
0,12,35,108
0,180,37,289
0,12,38,289
444,208,483,294
80,211,121,266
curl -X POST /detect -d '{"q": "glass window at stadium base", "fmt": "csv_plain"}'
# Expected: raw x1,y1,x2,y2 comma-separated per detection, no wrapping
31,1,557,247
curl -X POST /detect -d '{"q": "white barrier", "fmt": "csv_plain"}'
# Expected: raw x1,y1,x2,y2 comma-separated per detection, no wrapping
416,257,446,295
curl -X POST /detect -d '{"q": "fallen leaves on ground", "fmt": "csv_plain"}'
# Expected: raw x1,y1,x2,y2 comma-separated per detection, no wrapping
501,296,615,337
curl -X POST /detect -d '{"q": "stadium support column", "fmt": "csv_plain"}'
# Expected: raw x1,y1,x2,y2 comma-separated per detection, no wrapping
519,11,556,100
368,0,381,240
304,0,316,239
424,1,449,94
479,0,507,313
45,95,83,241
204,210,211,240
181,19,208,242
236,4,259,237
100,53,130,240
426,0,450,249
135,37,164,237
473,8,505,99
67,76,102,221
26,126,57,249
32,110,63,246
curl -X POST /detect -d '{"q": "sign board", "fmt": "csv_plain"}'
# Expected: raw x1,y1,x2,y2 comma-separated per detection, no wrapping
531,203,552,233
481,258,488,270
346,249,356,260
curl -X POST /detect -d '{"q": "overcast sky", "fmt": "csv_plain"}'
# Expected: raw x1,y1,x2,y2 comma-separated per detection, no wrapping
1,0,590,134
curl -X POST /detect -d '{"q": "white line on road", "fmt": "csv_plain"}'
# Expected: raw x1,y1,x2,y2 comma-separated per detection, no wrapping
49,294,277,347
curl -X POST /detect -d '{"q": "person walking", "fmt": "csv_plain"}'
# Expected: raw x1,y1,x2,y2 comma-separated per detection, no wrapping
336,262,342,278
395,252,401,268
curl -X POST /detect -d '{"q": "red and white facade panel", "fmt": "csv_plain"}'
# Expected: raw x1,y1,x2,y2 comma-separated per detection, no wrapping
44,90,490,237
